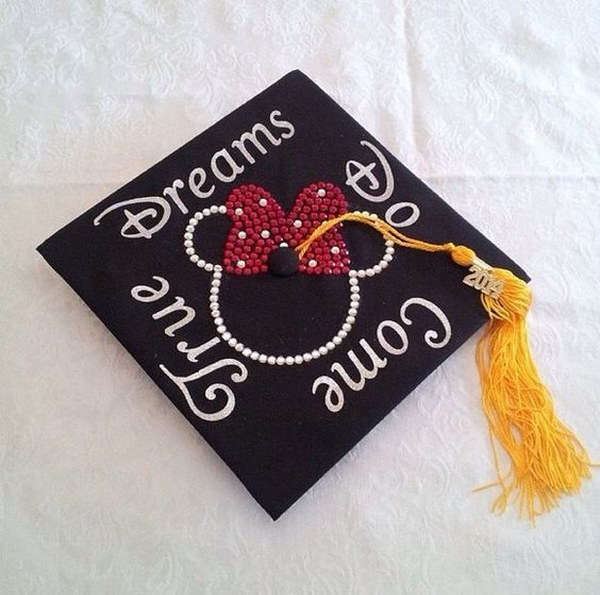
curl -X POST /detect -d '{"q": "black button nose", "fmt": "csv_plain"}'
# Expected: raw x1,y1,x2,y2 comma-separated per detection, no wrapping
268,246,300,277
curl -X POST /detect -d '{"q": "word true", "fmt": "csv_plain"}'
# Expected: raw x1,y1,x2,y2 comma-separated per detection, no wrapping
94,109,295,239
130,275,247,422
312,297,451,412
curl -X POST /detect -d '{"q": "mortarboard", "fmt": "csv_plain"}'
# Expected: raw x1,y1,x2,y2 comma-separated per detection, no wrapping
38,70,592,521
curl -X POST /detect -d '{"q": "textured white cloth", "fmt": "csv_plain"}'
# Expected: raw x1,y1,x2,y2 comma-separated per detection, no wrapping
1,1,600,593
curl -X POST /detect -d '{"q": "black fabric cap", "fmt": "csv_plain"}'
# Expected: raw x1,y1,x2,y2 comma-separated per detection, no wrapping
37,70,528,520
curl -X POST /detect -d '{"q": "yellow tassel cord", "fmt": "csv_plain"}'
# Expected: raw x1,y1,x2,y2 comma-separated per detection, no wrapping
298,212,593,521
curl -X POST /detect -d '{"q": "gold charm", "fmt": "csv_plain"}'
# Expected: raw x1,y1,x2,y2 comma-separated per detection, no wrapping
462,264,504,298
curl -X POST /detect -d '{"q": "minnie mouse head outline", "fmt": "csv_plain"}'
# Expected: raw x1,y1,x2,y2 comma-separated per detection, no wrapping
183,181,395,366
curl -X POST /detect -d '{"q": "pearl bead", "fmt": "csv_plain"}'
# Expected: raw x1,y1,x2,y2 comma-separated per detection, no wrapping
202,208,211,216
294,355,303,364
214,317,223,326
276,356,285,365
205,263,214,272
331,246,340,255
185,225,194,233
198,259,206,268
380,260,388,268
326,341,335,351
383,254,393,262
385,240,394,247
338,330,348,339
311,349,321,359
250,351,260,361
184,232,192,240
373,265,382,274
349,270,358,277
346,316,356,324
260,230,270,239
221,332,231,341
235,343,244,352
185,248,195,255
210,287,219,295
333,336,342,345
366,268,375,277
349,308,358,316
259,198,268,206
190,255,199,263
228,338,237,347
235,208,243,215
285,356,294,365
318,346,328,355
357,270,366,278
259,354,267,364
267,356,276,365
308,259,317,268
237,260,246,268
211,310,220,318
342,323,352,332
293,219,302,228
218,205,227,214
238,231,247,239
349,277,358,286
302,353,312,362
317,188,326,197
242,348,251,357
184,240,193,247
209,295,218,303
350,286,360,293
210,205,219,214
216,325,226,334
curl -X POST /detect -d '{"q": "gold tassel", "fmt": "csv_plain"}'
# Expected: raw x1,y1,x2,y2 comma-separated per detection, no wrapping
298,212,593,521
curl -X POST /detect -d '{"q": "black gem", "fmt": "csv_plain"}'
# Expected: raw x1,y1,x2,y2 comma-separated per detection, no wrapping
268,246,300,277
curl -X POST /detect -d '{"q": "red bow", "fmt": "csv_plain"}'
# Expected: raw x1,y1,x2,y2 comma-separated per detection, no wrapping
223,183,350,275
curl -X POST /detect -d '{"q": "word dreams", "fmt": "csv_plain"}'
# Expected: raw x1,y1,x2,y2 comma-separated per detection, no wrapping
95,110,295,239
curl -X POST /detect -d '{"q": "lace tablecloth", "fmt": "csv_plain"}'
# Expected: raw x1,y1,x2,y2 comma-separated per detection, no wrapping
1,1,599,593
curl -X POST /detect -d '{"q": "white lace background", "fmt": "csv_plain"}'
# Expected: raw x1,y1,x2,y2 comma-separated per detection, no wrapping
1,1,600,593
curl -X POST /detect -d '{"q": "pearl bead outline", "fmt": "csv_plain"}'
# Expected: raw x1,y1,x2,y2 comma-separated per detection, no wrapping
209,268,362,365
184,207,396,365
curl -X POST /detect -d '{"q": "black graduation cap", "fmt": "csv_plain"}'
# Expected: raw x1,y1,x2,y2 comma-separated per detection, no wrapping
38,70,592,521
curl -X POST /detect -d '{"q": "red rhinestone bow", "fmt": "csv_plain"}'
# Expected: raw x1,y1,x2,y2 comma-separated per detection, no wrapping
223,182,351,275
